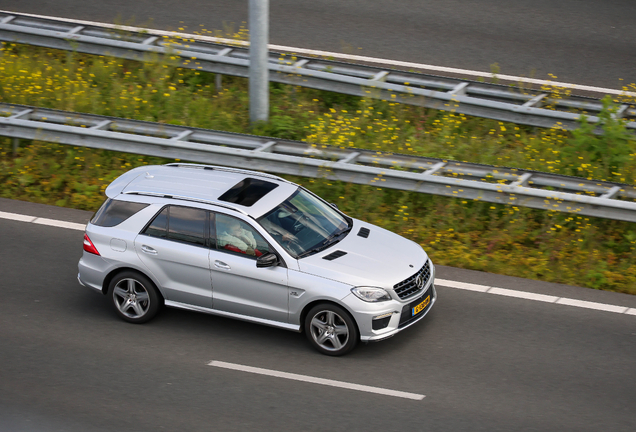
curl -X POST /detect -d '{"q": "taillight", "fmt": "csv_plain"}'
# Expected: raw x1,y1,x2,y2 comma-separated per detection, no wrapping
83,233,101,255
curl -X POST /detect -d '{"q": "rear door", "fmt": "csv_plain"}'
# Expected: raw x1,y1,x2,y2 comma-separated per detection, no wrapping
135,205,212,308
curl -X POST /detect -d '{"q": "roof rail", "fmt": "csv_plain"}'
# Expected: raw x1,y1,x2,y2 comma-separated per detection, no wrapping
164,163,291,183
122,190,249,216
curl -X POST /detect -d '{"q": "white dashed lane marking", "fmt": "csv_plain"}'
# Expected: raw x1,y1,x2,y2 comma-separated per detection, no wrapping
208,361,425,400
1,210,634,316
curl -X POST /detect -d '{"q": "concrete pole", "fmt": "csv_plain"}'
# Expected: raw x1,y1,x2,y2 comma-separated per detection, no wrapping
249,0,269,125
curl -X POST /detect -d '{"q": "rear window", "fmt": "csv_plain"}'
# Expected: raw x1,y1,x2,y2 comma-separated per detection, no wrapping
91,198,149,227
218,178,279,207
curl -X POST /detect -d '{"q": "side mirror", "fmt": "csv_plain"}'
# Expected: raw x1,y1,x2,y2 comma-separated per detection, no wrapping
256,252,279,268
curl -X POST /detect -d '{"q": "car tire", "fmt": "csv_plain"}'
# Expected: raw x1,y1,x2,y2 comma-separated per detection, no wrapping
304,303,358,356
108,271,161,324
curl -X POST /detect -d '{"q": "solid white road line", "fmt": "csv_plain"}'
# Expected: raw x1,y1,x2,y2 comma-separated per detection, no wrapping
32,217,86,231
555,298,628,314
0,210,36,223
2,10,634,98
435,279,634,315
0,211,85,231
1,209,634,316
439,279,490,293
488,287,559,303
208,360,425,400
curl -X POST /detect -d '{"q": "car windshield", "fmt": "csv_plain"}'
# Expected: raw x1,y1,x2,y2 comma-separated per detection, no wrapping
257,188,352,258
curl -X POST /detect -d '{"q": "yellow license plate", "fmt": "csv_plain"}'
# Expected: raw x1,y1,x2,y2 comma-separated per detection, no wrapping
412,296,430,316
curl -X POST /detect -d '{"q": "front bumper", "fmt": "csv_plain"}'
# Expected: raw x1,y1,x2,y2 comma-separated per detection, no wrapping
368,284,437,342
342,283,437,342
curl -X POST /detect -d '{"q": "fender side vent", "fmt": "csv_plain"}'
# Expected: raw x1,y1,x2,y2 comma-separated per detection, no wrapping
357,227,370,238
323,250,347,261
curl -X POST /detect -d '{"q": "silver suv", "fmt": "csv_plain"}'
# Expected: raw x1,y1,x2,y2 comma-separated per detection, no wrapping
78,163,436,355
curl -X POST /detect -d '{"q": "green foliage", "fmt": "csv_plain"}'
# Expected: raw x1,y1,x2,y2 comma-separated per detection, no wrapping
564,97,635,181
2,42,636,294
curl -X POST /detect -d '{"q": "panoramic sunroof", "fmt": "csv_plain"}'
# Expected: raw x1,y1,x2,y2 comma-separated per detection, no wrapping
218,178,279,207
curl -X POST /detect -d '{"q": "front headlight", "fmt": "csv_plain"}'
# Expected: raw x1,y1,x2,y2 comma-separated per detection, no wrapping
351,287,392,302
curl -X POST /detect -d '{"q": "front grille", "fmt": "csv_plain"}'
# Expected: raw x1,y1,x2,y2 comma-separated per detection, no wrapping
393,260,431,300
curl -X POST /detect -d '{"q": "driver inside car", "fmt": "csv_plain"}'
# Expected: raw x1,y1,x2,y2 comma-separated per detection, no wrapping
218,219,262,256
260,214,297,244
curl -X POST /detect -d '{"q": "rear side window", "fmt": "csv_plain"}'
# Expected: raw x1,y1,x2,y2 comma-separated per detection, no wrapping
143,207,168,238
91,198,149,227
142,206,208,247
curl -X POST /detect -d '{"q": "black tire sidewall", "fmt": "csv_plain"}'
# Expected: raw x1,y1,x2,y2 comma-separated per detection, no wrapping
304,303,359,356
108,271,160,324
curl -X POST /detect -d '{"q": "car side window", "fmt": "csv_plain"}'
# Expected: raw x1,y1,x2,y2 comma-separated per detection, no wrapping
143,206,208,247
208,211,216,247
144,207,168,238
91,198,149,227
167,206,207,247
215,213,271,258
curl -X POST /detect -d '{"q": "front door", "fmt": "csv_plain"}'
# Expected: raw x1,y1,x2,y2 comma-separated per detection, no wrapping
210,213,289,323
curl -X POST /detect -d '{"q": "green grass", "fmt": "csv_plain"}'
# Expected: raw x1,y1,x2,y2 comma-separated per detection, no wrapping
1,42,636,294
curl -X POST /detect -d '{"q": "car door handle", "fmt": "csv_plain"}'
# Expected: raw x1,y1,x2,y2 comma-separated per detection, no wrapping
214,260,231,270
141,245,158,255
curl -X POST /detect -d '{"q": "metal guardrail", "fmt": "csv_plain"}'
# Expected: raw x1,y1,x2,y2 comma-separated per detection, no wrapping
1,12,635,134
2,103,635,222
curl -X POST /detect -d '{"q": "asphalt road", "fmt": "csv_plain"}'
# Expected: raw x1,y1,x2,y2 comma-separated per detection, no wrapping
1,198,635,431
2,1,636,90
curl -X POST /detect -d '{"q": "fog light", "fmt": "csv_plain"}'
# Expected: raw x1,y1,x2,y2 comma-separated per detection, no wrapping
372,312,394,330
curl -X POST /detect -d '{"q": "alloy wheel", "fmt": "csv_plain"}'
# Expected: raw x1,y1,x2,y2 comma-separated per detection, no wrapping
112,278,151,319
309,310,350,352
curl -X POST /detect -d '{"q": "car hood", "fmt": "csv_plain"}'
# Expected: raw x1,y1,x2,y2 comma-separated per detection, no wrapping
297,219,428,290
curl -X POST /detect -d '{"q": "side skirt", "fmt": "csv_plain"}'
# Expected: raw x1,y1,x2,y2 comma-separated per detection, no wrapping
164,300,301,332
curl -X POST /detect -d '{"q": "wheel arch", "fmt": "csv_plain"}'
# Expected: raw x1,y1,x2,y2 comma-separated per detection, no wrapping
299,299,360,337
101,266,164,303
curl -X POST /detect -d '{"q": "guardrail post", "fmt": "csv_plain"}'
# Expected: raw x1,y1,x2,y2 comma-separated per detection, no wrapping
249,0,269,125
215,73,223,93
12,138,19,156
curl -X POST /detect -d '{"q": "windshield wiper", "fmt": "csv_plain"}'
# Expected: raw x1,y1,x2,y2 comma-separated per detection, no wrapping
297,243,331,258
298,226,352,258
321,226,351,246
